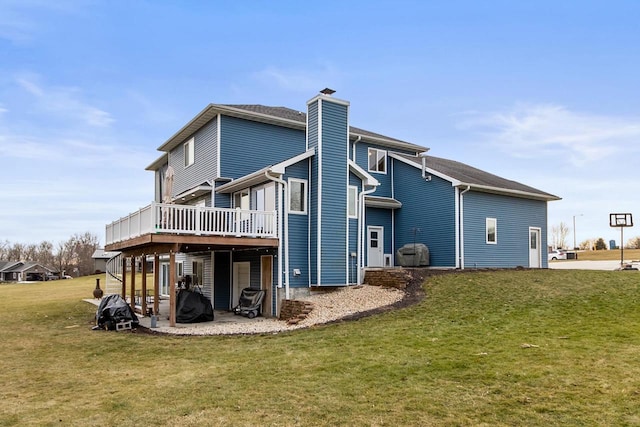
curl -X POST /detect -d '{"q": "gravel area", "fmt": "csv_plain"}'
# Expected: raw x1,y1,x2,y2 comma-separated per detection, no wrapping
149,284,405,336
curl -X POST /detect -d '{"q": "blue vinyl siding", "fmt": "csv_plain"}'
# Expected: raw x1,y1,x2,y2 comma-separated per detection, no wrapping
393,159,457,267
355,143,416,199
308,101,319,284
285,161,310,288
307,101,318,150
169,117,217,197
220,116,305,178
213,181,231,208
213,251,231,310
463,192,548,268
318,100,348,285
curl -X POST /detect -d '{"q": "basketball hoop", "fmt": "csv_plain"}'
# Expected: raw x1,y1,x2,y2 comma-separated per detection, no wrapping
610,213,634,266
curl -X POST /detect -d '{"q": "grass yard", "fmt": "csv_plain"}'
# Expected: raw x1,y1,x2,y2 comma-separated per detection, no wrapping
1,270,640,426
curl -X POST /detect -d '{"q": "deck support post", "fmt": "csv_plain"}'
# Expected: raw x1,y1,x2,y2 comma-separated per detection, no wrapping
121,256,127,299
130,255,136,312
141,254,147,315
153,253,160,315
169,251,176,327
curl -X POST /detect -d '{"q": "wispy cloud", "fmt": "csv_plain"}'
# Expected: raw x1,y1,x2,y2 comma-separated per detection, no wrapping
458,104,640,166
16,74,115,127
0,0,86,44
252,62,343,93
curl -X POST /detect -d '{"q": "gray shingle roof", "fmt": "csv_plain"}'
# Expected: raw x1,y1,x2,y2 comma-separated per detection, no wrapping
394,153,560,201
222,104,416,146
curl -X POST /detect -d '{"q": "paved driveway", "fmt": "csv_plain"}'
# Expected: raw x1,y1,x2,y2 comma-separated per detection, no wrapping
549,260,636,270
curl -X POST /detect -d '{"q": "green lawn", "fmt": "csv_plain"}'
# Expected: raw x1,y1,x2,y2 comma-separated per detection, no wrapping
1,270,640,426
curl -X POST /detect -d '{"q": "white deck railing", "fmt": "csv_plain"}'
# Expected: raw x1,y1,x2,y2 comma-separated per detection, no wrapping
105,202,278,245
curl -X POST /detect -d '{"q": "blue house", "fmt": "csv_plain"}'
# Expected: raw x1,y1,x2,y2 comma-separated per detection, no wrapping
105,90,559,325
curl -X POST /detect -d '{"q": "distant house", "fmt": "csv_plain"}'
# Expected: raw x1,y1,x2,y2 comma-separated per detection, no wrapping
0,261,56,281
91,249,120,273
104,90,560,324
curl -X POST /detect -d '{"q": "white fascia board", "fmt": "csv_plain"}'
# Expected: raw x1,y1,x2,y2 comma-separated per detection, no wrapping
216,149,315,194
455,184,562,201
215,105,307,130
351,133,428,153
215,166,271,194
389,152,460,185
145,153,169,171
270,148,315,174
306,94,350,107
158,104,307,153
348,160,380,187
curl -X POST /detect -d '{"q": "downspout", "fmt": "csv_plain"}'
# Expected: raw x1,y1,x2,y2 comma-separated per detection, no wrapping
352,135,361,161
357,184,378,285
459,185,471,269
265,171,289,300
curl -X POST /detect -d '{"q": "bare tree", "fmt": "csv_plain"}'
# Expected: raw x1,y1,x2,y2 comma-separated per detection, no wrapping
7,243,24,261
550,222,571,249
626,236,640,249
36,241,55,268
54,232,100,276
55,239,76,276
74,232,100,276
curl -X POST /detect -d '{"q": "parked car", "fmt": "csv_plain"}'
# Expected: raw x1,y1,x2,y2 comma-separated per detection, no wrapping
548,250,567,261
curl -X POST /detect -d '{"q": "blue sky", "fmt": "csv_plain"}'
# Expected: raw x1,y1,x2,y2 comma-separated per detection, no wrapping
1,0,639,248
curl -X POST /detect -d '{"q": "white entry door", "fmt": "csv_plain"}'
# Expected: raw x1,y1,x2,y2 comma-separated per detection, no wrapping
232,262,251,307
529,227,541,268
367,226,384,267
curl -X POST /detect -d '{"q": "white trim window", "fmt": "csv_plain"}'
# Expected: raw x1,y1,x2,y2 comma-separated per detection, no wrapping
348,185,358,218
233,189,250,210
486,218,497,244
184,137,195,168
289,178,307,214
368,148,387,174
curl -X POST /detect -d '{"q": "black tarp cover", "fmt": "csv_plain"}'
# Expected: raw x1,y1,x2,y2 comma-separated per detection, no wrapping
176,289,214,323
95,294,139,330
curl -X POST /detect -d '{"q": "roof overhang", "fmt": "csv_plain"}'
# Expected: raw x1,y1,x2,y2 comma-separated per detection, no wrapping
146,153,168,171
351,132,427,154
174,184,213,202
348,160,379,187
158,104,308,153
216,149,315,194
365,196,402,209
389,152,561,202
156,103,428,156
454,183,562,201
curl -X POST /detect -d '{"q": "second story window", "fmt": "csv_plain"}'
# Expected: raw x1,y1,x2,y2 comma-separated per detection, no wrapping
184,137,195,167
289,178,307,214
368,148,386,173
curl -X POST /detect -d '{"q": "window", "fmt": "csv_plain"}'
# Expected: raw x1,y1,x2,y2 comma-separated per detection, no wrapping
176,261,183,280
233,189,250,210
184,137,194,167
348,186,358,218
368,148,386,173
486,218,497,244
192,260,203,288
289,178,307,214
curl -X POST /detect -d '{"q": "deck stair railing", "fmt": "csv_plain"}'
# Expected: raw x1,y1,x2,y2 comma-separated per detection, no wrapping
106,203,277,245
105,252,123,295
